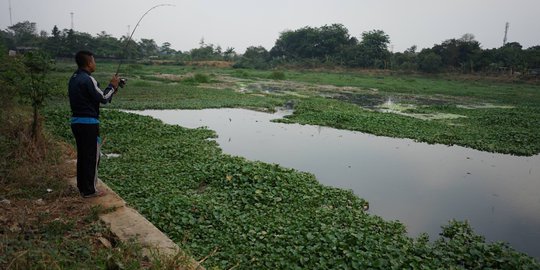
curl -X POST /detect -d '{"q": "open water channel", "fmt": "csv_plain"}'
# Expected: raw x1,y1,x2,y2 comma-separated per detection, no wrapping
129,108,540,259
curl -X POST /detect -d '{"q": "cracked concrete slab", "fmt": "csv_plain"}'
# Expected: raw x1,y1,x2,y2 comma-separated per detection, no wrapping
68,177,204,270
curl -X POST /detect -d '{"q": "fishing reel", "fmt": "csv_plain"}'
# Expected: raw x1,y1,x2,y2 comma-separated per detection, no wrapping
119,78,127,88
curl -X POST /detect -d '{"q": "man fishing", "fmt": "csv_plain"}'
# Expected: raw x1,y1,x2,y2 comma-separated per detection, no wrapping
68,5,169,198
68,50,120,198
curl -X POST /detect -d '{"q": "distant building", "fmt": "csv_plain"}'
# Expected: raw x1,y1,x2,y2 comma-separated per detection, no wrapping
15,46,39,54
528,68,540,76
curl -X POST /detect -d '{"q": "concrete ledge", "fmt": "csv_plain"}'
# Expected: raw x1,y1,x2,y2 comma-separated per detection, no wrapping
69,177,204,270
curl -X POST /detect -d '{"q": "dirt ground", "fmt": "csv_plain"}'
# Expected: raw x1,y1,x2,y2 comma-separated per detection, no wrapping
0,137,198,269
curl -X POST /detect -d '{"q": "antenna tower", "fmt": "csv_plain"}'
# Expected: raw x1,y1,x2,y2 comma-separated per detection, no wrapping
503,22,509,46
70,12,74,29
8,0,13,26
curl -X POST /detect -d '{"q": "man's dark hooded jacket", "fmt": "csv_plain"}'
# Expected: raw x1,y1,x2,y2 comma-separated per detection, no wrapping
68,69,115,120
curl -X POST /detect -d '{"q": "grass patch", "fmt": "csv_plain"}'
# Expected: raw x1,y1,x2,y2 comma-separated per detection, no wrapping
0,106,71,198
277,98,540,155
269,70,286,80
226,69,540,104
44,108,540,269
0,103,195,269
67,81,288,111
0,196,195,269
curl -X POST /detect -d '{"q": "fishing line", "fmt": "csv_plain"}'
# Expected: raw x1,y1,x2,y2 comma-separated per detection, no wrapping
115,3,175,75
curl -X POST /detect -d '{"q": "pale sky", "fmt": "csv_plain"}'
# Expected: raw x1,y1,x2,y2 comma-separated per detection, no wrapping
2,0,539,53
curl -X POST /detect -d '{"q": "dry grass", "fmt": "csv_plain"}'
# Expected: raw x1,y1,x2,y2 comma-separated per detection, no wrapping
0,105,196,270
186,61,233,68
0,107,73,199
1,190,196,269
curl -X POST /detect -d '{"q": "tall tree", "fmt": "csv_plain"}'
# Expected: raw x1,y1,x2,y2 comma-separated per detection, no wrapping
0,29,15,50
0,43,26,106
190,42,221,60
223,47,237,61
21,50,54,139
234,46,270,69
270,24,356,62
317,24,355,62
524,46,540,70
118,35,142,59
358,30,391,68
432,34,481,72
339,44,366,67
8,21,38,47
94,31,122,58
393,45,418,71
64,29,77,56
270,26,318,59
418,49,443,73
44,25,62,56
475,48,499,72
139,38,159,57
160,42,175,56
499,42,524,73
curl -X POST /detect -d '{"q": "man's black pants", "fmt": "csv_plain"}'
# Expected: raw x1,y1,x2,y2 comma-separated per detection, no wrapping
71,123,100,196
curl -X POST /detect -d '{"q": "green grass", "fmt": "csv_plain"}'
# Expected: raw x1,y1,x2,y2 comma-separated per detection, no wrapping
49,63,540,155
0,197,193,270
275,97,540,155
57,60,540,105
226,69,540,105
108,82,285,110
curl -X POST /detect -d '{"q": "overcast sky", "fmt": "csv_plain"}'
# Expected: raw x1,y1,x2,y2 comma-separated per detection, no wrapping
2,0,539,53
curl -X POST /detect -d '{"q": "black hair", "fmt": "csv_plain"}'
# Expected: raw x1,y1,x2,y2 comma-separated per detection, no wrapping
75,50,94,68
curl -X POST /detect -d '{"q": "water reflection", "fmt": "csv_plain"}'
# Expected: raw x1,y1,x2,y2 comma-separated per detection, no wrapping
128,108,540,259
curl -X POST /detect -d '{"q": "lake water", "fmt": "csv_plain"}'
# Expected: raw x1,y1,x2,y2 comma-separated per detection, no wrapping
128,108,540,259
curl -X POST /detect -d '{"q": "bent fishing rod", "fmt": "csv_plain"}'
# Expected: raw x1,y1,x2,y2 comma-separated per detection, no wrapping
115,3,175,76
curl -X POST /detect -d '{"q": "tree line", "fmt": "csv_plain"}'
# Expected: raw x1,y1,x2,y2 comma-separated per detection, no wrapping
237,24,540,74
0,21,234,61
2,21,539,74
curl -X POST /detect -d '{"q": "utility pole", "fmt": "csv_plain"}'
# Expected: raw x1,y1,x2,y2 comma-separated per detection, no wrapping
503,22,509,46
8,0,13,26
127,25,131,37
70,12,74,30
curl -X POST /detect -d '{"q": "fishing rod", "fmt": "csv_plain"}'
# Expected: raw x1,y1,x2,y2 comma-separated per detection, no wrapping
115,3,175,76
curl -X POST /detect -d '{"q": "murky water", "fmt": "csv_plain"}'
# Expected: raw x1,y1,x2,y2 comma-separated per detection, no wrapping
128,108,540,259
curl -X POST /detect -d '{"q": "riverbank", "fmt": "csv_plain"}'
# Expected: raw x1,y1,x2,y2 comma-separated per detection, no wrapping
39,62,540,268
0,106,194,269
44,106,540,269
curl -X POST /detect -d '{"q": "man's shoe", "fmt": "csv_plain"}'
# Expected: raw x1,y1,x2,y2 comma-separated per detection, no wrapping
82,190,106,198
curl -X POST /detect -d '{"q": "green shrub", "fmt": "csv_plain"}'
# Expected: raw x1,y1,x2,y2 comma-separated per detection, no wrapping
269,70,286,80
127,64,143,70
233,70,250,78
194,73,210,83
181,73,210,84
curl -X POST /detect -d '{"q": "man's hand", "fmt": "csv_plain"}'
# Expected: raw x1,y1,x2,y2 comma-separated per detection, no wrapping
110,75,120,90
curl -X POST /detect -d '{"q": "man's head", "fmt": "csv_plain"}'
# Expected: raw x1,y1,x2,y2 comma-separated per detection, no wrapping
75,50,96,73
